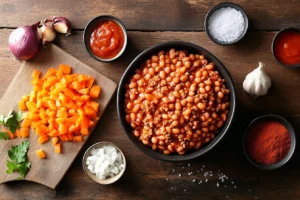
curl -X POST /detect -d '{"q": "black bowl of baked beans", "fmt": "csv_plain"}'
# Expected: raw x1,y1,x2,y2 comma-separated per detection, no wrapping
117,41,236,161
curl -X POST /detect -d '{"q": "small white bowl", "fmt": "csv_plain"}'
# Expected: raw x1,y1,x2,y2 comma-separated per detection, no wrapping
82,142,126,184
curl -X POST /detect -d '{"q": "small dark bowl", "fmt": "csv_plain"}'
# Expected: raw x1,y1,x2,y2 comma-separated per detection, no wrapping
83,15,128,62
204,2,249,45
243,114,296,170
271,27,300,68
117,41,237,161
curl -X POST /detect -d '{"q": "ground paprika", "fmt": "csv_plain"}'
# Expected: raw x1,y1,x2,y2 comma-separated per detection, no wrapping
246,120,291,165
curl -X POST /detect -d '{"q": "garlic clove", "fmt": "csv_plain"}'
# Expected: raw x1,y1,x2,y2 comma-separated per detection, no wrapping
41,24,56,44
52,16,71,35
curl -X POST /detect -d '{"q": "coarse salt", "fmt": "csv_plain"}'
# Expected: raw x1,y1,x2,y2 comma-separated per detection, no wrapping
86,145,124,180
208,7,245,43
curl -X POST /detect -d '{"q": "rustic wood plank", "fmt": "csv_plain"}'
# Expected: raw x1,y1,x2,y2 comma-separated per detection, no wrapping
0,0,299,31
1,29,300,199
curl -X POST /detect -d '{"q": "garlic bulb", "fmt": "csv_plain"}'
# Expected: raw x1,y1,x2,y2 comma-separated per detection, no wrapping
243,62,271,97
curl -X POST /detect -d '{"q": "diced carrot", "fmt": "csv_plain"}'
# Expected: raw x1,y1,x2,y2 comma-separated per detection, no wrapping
78,74,88,83
54,143,62,154
21,127,29,138
52,137,59,145
59,134,69,142
7,131,14,139
86,101,99,112
80,95,90,101
44,67,57,77
36,149,46,159
15,129,22,138
21,118,32,128
78,88,89,95
26,102,38,112
69,124,79,133
84,106,95,115
36,124,49,136
73,136,82,142
89,85,101,98
67,132,74,141
19,100,27,110
58,124,68,134
89,121,95,128
29,113,40,121
64,88,75,98
48,129,59,137
21,95,30,101
80,127,89,135
56,70,64,80
32,70,41,79
38,135,49,144
59,64,71,75
77,107,85,116
86,77,94,88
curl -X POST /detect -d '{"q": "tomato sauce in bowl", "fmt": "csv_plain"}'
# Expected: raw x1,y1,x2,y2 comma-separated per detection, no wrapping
89,20,125,60
273,29,300,67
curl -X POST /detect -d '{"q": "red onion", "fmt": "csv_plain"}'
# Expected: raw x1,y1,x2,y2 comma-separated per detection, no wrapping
8,22,41,60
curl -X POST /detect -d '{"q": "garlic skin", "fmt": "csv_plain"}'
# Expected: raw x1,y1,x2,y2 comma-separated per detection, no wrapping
243,62,271,97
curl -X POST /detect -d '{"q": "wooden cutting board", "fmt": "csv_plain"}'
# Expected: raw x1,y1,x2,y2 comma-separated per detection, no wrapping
0,44,117,189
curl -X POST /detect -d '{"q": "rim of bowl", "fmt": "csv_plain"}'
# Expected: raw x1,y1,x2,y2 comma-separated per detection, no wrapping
82,142,127,184
117,41,237,161
83,15,128,62
271,27,300,68
204,2,249,46
243,114,296,170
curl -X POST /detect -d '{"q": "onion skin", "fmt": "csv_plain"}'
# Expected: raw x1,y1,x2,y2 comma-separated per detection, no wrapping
52,16,71,35
8,22,41,60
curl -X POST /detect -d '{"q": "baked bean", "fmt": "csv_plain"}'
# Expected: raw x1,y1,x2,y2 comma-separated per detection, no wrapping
197,102,206,110
180,75,188,82
125,49,230,155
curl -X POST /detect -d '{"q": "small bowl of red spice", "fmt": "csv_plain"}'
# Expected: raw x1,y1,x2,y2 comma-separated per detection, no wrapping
272,28,300,68
83,15,127,62
243,114,296,170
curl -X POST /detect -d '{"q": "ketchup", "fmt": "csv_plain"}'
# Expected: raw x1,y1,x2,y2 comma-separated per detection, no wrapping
90,20,125,59
274,31,300,65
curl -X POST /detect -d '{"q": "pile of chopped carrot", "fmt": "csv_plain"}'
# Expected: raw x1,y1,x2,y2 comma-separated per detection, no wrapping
19,64,101,155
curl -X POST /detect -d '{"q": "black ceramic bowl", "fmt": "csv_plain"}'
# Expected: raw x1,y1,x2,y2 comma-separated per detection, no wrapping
83,15,127,62
117,41,237,161
243,114,296,170
204,2,249,45
271,27,300,68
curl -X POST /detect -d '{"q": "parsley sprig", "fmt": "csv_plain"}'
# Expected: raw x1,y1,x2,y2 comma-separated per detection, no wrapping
6,140,31,179
0,110,23,139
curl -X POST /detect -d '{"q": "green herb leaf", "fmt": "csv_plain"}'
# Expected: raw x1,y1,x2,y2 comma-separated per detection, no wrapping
16,110,23,123
6,141,31,179
0,132,9,140
1,111,21,134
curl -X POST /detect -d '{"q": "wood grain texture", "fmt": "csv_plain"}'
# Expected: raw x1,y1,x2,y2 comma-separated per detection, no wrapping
0,0,300,31
1,29,300,199
0,44,117,189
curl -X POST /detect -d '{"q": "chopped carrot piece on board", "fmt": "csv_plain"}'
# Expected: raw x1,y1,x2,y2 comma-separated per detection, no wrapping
54,143,62,154
89,85,101,98
21,127,29,138
36,149,46,159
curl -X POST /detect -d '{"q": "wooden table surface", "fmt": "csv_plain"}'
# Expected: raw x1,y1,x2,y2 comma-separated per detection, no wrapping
1,0,300,199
